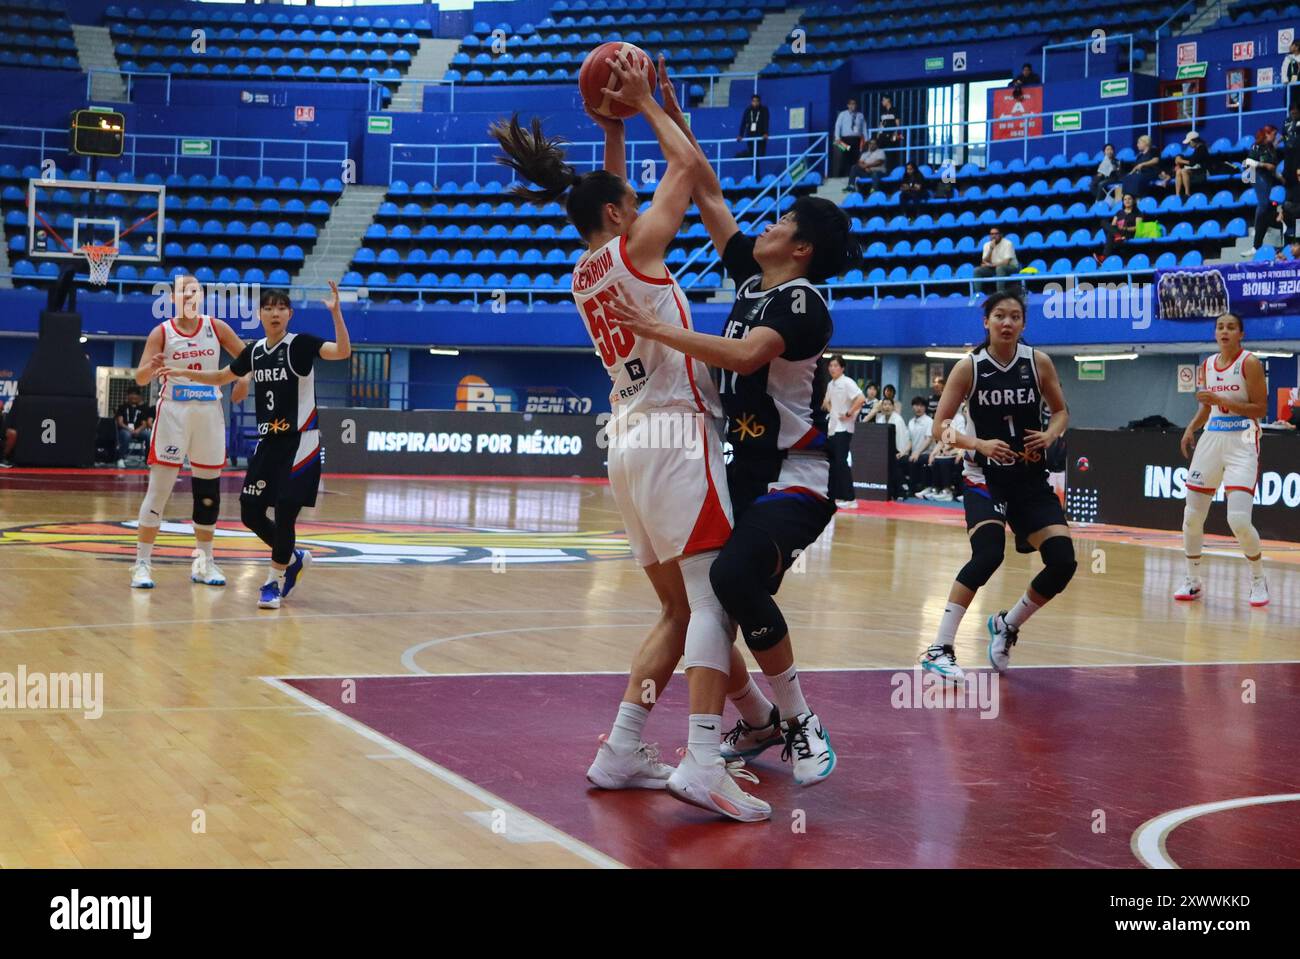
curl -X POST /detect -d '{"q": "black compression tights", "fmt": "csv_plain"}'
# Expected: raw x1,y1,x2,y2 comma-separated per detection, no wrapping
241,500,302,566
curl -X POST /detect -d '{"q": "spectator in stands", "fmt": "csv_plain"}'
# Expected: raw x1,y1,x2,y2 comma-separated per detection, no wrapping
1094,193,1142,265
1120,135,1161,198
737,93,769,158
872,395,909,499
1173,130,1211,199
1092,143,1122,201
822,355,867,507
918,399,968,501
1246,125,1283,257
859,381,880,421
850,137,888,194
832,97,866,177
926,373,945,418
1276,238,1300,262
974,227,1020,290
899,161,928,216
1284,104,1300,176
1277,164,1300,242
115,385,152,468
1008,63,1041,87
876,95,902,160
1283,40,1300,111
906,396,933,498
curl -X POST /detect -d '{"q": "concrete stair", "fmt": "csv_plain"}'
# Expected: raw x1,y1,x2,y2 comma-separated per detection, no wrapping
813,175,854,207
73,24,127,102
388,38,462,112
710,6,804,108
295,184,388,290
1177,0,1241,36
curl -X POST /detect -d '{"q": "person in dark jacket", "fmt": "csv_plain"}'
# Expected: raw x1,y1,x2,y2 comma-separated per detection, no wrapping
1246,125,1283,255
1173,130,1211,198
899,161,928,215
737,93,769,158
1094,193,1142,265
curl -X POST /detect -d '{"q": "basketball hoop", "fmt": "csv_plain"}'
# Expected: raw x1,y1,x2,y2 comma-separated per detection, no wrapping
82,243,119,286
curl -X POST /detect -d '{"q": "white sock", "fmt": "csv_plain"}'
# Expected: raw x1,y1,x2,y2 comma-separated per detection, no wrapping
1186,555,1202,579
1005,593,1042,629
1249,557,1264,579
607,702,649,754
136,542,153,564
265,567,286,587
728,675,776,728
196,539,213,561
935,601,966,648
767,665,810,721
687,713,723,765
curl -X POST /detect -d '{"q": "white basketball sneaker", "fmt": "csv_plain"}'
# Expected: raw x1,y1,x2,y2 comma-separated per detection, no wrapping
987,611,1019,673
719,705,784,762
666,750,770,822
920,643,965,685
585,735,673,790
1249,577,1270,608
1174,576,1203,601
190,551,226,587
781,712,836,786
130,561,154,589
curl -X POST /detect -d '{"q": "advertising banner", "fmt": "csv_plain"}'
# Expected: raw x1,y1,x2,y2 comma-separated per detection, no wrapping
1156,260,1300,321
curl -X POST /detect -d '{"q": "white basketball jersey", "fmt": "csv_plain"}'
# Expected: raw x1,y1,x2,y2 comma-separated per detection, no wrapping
571,234,721,418
1202,350,1254,431
159,315,222,403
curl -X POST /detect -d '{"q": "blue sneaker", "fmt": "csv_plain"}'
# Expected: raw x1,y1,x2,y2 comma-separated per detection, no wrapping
258,580,282,609
282,549,311,599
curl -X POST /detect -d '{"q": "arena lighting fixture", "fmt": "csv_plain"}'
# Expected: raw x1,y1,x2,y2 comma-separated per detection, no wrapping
78,336,87,344
1072,352,1138,361
428,348,460,356
924,350,970,359
841,353,877,361
1252,350,1295,358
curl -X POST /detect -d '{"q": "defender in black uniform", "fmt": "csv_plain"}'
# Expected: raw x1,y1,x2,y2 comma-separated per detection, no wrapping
604,186,855,788
164,283,351,609
920,291,1077,683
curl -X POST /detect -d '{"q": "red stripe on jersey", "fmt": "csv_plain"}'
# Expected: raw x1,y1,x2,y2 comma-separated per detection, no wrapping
772,484,828,500
293,445,321,472
618,234,673,286
792,426,821,449
1213,349,1244,373
682,426,732,556
1185,483,1217,494
668,285,706,414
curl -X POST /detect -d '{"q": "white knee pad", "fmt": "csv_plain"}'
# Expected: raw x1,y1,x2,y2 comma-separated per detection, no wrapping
1226,489,1261,556
679,550,732,675
137,465,180,528
1182,488,1211,555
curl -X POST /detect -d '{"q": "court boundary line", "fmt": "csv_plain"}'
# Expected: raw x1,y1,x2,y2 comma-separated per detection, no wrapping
1131,793,1300,868
259,676,624,870
274,659,1300,680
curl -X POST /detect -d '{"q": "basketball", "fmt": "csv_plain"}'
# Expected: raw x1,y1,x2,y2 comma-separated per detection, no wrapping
578,42,658,119
1076,456,1090,472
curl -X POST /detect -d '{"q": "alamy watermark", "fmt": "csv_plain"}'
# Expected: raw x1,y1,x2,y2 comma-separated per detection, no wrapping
0,665,103,719
1042,276,1153,329
596,410,708,459
890,668,1000,719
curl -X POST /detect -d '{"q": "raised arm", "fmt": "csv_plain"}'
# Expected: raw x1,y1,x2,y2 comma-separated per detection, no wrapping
586,104,626,181
318,281,352,361
134,325,164,385
603,52,706,270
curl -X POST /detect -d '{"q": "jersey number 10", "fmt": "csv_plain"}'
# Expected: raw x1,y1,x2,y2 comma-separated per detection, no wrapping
581,286,636,368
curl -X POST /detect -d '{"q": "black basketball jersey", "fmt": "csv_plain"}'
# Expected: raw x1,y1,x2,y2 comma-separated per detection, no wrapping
963,341,1048,483
716,232,832,461
229,332,324,442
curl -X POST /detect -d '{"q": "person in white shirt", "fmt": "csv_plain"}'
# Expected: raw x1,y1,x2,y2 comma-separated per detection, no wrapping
821,354,866,507
1283,40,1300,111
831,98,866,177
866,386,909,499
850,138,888,194
973,227,1020,291
905,397,933,498
919,401,968,501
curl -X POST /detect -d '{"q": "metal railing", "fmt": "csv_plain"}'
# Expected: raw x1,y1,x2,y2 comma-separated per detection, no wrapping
386,129,826,189
0,124,350,180
84,69,172,106
1040,33,1136,83
1154,0,1227,74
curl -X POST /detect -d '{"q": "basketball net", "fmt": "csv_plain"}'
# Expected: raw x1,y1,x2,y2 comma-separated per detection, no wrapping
82,243,118,286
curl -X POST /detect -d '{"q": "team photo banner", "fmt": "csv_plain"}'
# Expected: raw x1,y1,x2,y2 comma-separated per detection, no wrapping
1155,259,1300,321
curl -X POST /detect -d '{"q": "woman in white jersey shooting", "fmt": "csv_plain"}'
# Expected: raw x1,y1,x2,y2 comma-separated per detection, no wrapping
1177,313,1270,606
490,51,770,821
131,274,249,590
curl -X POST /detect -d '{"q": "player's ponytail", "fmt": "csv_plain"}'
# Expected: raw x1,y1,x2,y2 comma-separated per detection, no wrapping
490,112,627,240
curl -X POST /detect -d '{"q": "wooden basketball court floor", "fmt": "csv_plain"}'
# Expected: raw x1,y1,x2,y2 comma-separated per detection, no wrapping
0,470,1297,869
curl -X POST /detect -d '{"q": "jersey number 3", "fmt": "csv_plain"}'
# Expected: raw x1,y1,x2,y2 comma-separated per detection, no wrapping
582,287,636,368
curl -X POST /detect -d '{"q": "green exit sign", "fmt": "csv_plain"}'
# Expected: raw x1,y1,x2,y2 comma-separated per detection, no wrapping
924,56,944,71
1100,78,1130,98
1077,360,1106,381
180,138,212,156
368,115,393,134
1052,111,1082,132
1176,62,1208,79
